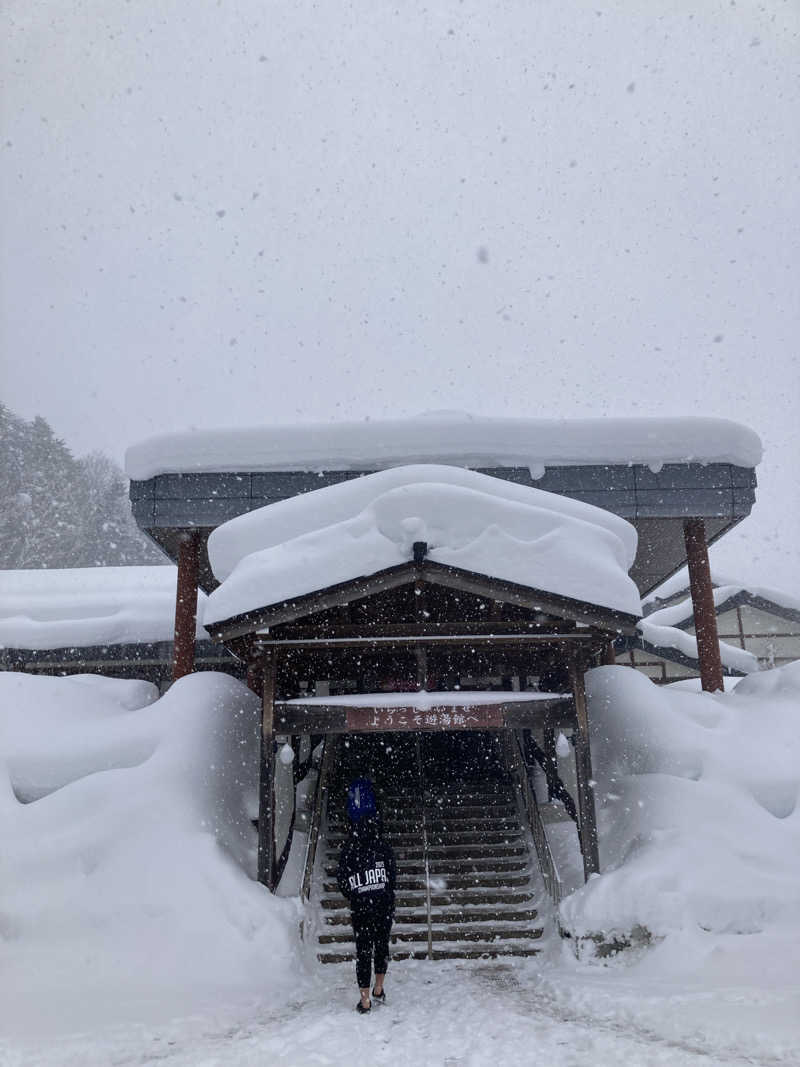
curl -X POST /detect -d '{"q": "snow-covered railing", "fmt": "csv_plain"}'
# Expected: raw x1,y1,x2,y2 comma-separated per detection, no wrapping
300,737,336,902
504,730,563,907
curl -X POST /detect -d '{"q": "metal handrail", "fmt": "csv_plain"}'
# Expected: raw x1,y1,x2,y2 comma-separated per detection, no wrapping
415,735,434,960
300,737,336,901
505,730,563,907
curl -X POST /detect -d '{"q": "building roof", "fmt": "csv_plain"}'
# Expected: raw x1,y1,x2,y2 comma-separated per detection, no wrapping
127,416,761,600
0,566,208,651
203,467,642,629
125,412,762,480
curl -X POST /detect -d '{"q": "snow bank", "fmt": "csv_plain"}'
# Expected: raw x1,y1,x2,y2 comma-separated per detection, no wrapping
560,664,800,957
0,566,207,650
0,671,297,1035
205,466,641,624
125,412,763,480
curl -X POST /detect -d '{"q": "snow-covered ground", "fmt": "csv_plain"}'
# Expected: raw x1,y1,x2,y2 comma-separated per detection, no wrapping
2,665,799,1065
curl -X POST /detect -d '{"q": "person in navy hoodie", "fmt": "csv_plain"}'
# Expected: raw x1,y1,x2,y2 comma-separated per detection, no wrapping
336,777,397,1013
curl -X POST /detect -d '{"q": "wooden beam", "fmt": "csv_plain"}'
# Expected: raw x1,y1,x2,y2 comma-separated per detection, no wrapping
256,632,605,651
275,619,575,639
683,518,724,693
172,531,200,683
569,657,601,880
257,654,277,891
208,560,640,641
208,564,420,640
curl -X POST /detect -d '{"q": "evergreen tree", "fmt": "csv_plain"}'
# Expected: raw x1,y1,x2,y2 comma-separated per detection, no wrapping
0,403,165,569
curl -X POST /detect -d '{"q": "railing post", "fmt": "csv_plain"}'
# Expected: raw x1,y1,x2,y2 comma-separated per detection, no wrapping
257,652,277,891
569,657,601,881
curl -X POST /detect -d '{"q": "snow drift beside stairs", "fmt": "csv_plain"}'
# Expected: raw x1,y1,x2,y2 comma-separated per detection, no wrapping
0,672,297,1035
560,664,800,959
205,465,641,624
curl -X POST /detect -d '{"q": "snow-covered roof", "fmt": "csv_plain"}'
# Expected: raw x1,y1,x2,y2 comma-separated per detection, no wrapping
636,571,800,676
637,618,759,675
0,567,208,650
644,572,800,620
125,412,762,481
204,465,642,626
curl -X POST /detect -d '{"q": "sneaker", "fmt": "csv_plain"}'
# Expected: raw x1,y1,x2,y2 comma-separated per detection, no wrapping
372,989,386,1004
356,1000,371,1014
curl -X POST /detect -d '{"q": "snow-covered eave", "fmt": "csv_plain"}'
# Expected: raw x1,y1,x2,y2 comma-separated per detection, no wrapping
205,559,641,643
125,414,763,480
633,622,759,675
644,585,800,631
277,690,571,709
0,566,208,650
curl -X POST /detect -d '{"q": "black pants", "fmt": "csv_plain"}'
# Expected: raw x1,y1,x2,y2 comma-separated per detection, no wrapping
351,909,392,989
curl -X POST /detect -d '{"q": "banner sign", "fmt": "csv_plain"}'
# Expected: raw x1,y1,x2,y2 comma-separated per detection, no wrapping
345,704,505,732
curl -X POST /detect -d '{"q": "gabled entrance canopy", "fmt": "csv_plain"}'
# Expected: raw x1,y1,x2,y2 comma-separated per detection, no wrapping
206,546,638,892
205,557,640,649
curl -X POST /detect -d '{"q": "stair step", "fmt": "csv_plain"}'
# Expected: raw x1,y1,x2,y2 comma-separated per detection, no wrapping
320,924,543,945
322,870,531,894
321,889,535,910
328,816,519,831
326,831,523,848
324,907,539,926
324,858,528,877
323,850,528,870
318,941,542,964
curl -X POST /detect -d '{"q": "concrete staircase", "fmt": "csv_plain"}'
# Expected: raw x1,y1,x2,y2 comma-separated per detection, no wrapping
315,738,543,963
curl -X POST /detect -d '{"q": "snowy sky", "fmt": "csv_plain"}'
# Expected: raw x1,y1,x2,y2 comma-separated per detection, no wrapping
1,0,798,589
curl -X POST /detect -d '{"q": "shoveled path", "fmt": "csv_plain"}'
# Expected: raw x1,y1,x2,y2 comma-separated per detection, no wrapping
7,956,796,1067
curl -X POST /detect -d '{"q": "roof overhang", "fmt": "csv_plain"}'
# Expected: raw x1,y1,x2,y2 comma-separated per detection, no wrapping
205,558,640,643
131,462,757,599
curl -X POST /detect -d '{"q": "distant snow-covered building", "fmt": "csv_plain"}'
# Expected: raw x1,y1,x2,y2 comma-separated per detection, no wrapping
0,567,241,688
615,572,800,682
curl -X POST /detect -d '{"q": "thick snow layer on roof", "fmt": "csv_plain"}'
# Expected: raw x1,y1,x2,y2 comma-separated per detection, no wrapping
208,463,636,581
125,412,762,480
0,566,207,650
205,466,642,625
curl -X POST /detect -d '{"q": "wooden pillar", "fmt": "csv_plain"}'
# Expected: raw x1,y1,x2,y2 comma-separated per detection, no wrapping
172,531,200,683
257,653,277,891
569,656,601,880
603,640,617,666
247,657,264,696
683,518,724,693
